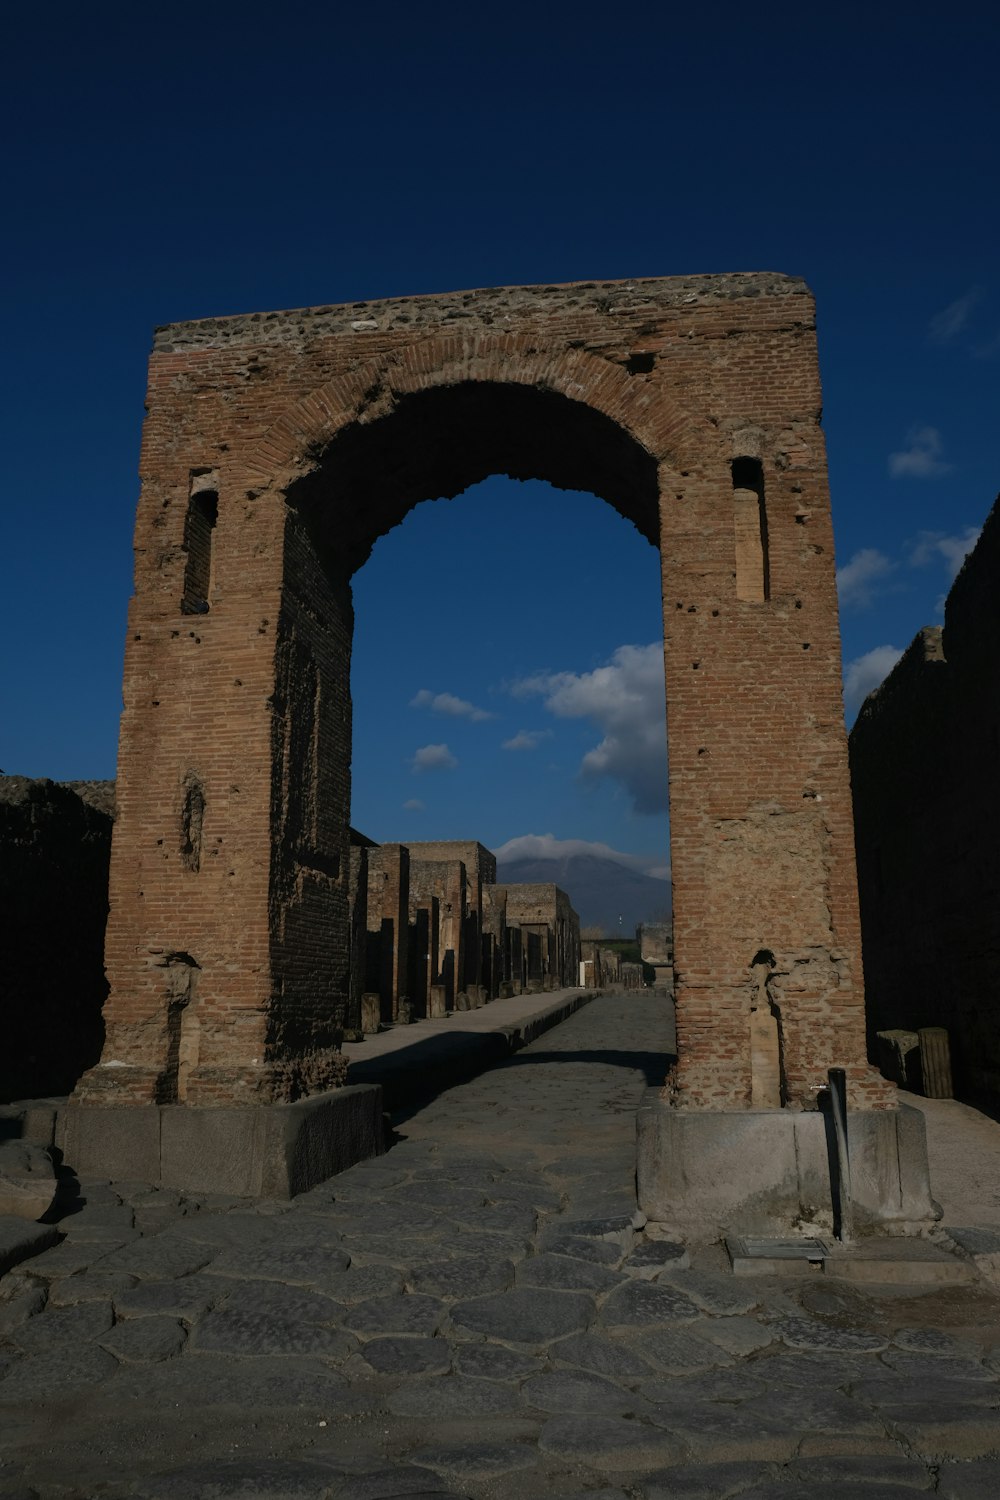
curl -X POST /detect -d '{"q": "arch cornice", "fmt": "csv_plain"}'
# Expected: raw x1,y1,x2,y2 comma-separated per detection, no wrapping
240,334,698,491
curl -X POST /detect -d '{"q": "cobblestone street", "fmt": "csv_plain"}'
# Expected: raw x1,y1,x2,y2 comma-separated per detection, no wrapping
3,993,1000,1499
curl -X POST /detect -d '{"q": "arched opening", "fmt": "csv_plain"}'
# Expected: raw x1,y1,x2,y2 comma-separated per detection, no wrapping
279,381,666,1037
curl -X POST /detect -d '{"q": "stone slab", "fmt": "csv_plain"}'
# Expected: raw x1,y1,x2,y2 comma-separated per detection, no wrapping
57,1084,384,1198
637,1091,938,1238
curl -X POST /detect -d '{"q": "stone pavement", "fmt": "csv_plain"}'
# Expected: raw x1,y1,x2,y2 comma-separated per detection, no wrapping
3,993,1000,1499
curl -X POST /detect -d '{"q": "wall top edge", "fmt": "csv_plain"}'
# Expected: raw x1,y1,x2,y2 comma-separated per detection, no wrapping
151,272,811,352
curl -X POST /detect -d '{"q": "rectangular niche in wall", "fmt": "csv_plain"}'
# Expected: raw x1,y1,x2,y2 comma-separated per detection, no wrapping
731,457,769,603
181,474,218,614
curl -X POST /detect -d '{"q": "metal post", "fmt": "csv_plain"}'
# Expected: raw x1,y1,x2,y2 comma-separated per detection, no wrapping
828,1067,853,1243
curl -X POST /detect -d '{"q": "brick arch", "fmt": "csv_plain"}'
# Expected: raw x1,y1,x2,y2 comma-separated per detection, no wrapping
72,274,895,1182
241,334,699,495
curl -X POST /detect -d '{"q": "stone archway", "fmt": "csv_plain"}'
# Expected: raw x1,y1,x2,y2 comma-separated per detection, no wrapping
68,274,903,1208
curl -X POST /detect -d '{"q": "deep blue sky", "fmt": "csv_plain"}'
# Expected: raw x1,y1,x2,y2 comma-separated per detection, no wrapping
3,1,997,874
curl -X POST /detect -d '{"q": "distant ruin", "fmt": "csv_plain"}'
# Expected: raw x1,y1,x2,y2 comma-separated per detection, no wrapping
850,495,1000,1104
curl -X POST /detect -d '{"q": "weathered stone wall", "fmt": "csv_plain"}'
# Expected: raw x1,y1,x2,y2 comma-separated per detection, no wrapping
850,496,1000,1101
74,272,886,1112
0,777,114,1102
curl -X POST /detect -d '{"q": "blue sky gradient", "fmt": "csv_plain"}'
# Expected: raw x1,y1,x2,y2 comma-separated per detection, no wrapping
3,1,997,874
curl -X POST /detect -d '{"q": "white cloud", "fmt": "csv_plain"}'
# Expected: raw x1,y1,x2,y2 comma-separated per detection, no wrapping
836,547,895,610
494,832,670,880
502,729,553,751
410,688,494,722
929,288,981,345
509,643,668,814
410,743,457,773
403,798,425,811
843,645,903,720
907,525,981,582
888,426,951,480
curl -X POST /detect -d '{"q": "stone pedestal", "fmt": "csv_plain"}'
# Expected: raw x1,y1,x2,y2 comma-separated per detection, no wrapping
57,1085,384,1199
637,1091,939,1240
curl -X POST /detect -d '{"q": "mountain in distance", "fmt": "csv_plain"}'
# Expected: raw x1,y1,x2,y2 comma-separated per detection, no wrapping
495,851,672,936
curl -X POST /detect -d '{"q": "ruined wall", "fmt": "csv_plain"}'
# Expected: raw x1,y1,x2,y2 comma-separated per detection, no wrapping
0,777,114,1102
76,272,885,1111
850,497,1000,1101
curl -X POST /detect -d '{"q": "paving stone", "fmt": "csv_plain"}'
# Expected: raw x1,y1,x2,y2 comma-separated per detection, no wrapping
647,1399,801,1464
0,1283,46,1333
59,1201,135,1233
407,1255,514,1297
332,1466,457,1498
108,1352,361,1407
388,1375,520,1417
0,1343,119,1398
158,1214,284,1249
217,1279,346,1325
852,1375,1000,1408
537,1414,684,1470
770,1315,889,1353
454,1203,538,1238
536,1232,622,1266
193,1308,357,1358
880,1351,992,1380
334,1265,405,1302
11,1296,114,1351
0,1219,61,1278
410,1440,539,1478
549,1331,652,1380
516,1252,624,1293
18,1239,120,1279
47,1271,138,1307
206,1243,352,1285
134,1457,348,1497
388,1181,487,1211
755,1349,895,1389
642,1367,770,1403
485,1180,563,1213
623,1239,690,1277
641,1461,776,1499
741,1385,885,1434
451,1229,532,1261
558,1215,637,1245
631,1325,734,1376
862,1405,1000,1462
358,1335,452,1376
100,1316,187,1362
660,1269,760,1315
450,1287,594,1344
345,1293,444,1336
454,1342,542,1379
938,1459,1000,1498
787,1453,934,1487
97,1237,217,1281
113,1274,222,1321
696,1315,776,1356
890,1326,964,1354
521,1369,645,1417
599,1279,702,1327
328,1205,440,1237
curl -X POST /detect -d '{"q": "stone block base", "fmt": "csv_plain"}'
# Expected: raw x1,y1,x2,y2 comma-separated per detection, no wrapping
637,1091,938,1239
57,1085,384,1199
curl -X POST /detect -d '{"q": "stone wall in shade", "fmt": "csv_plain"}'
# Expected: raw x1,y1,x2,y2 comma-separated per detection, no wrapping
850,496,1000,1101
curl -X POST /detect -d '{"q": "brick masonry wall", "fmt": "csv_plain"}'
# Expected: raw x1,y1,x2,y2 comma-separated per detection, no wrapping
74,272,889,1110
850,497,1000,1102
1,778,113,1101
